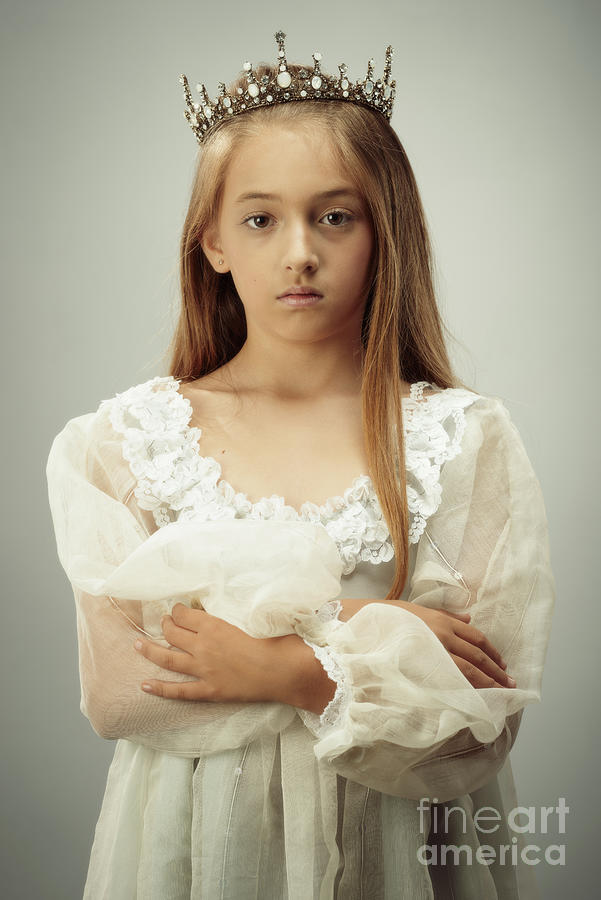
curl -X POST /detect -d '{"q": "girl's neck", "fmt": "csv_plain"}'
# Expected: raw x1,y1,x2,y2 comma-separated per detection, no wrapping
223,338,365,402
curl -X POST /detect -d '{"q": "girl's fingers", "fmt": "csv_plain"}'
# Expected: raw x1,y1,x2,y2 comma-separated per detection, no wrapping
134,638,196,675
141,677,206,700
169,602,207,630
448,654,497,689
448,637,515,688
161,615,197,652
441,609,471,622
452,620,507,670
448,653,515,690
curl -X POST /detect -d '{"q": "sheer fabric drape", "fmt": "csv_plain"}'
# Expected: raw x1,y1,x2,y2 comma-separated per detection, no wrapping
46,394,555,799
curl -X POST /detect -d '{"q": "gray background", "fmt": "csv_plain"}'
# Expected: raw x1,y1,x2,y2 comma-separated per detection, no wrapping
2,0,598,896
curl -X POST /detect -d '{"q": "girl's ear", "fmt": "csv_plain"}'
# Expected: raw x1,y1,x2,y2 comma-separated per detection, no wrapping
200,226,229,274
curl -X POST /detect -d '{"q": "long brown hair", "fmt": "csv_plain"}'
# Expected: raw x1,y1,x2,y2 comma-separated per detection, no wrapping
166,62,472,601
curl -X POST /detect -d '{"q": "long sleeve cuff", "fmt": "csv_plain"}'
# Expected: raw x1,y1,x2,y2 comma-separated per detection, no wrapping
295,598,353,738
297,639,353,737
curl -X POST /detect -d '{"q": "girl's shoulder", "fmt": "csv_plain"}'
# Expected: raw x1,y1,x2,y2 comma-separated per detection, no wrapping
409,381,519,428
50,375,189,489
400,380,508,445
97,374,187,428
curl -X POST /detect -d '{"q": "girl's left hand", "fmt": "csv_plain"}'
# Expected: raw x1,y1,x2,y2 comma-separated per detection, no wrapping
133,602,304,705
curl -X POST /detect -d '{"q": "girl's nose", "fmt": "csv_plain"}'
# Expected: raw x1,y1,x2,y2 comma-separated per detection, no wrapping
282,222,319,272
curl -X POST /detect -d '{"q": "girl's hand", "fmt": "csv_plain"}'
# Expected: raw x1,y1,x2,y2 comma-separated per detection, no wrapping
133,603,307,705
338,597,516,690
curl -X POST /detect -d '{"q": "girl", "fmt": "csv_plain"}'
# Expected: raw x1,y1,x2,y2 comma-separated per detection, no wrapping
46,31,555,899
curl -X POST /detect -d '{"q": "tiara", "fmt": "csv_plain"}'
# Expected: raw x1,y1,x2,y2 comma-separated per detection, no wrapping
179,30,396,146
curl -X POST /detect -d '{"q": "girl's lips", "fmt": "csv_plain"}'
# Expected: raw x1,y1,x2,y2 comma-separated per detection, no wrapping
278,294,323,306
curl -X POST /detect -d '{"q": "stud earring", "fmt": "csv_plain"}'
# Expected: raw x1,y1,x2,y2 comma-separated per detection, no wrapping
218,258,224,265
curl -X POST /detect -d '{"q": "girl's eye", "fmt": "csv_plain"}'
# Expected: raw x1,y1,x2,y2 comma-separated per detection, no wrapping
244,214,272,230
322,210,353,227
242,209,354,230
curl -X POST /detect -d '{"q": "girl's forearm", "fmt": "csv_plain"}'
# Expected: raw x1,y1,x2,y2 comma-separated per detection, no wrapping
270,633,337,714
269,600,391,713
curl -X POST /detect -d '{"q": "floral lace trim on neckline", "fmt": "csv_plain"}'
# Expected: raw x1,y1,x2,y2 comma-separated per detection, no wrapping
101,375,481,576
173,376,428,520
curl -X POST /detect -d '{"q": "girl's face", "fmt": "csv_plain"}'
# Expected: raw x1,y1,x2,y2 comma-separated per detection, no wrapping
202,123,374,348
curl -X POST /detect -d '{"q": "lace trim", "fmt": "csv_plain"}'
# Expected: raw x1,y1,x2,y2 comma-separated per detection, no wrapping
101,375,481,576
403,388,479,543
315,598,344,625
298,638,352,736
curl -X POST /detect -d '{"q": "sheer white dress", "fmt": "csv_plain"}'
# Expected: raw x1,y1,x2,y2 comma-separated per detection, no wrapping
46,375,556,899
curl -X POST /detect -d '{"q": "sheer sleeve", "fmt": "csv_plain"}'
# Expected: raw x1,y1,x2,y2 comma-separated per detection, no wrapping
291,396,556,801
46,402,342,756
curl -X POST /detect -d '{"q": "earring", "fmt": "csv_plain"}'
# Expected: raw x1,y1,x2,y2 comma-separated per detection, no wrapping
218,258,224,265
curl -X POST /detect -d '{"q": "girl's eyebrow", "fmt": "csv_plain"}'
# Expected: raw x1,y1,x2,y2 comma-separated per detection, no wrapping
234,188,361,204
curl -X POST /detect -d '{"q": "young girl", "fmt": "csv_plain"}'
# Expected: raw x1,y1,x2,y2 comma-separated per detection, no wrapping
46,30,556,899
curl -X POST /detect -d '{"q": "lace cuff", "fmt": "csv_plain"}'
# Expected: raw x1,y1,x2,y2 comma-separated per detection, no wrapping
297,640,353,737
295,598,352,738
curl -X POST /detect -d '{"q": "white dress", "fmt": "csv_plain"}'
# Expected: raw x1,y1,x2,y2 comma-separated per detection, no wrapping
45,375,556,899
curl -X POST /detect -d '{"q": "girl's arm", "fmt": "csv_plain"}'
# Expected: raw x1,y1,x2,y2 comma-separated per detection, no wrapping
289,396,556,802
46,408,306,754
52,403,494,747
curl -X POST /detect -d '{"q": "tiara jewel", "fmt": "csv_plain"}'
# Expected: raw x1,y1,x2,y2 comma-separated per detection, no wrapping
179,30,396,145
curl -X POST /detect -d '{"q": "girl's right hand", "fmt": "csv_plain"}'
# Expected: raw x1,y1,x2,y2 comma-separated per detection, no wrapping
337,597,516,690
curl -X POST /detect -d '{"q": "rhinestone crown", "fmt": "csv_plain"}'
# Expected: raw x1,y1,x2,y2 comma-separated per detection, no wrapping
180,30,396,146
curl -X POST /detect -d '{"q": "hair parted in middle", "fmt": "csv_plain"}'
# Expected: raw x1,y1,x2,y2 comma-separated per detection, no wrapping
166,60,471,602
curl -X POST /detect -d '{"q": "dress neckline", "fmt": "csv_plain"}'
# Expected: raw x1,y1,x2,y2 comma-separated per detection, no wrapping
167,376,434,519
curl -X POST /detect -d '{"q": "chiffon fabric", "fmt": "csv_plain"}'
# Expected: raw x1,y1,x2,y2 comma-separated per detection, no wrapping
46,375,556,899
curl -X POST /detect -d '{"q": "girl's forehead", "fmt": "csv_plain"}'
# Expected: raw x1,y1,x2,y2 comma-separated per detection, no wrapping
223,125,356,195
232,122,342,164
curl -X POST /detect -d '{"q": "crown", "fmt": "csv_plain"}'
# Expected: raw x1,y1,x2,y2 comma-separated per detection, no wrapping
179,30,396,145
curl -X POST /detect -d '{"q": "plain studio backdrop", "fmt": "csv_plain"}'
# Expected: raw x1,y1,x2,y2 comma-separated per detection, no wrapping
1,0,598,897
